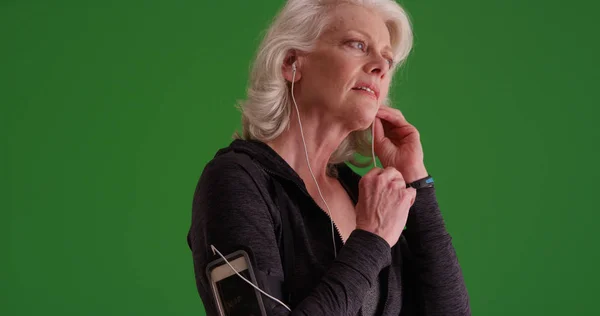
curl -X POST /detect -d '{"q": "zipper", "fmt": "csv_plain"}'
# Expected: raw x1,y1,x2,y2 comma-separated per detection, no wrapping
259,164,391,315
259,165,344,257
260,163,393,314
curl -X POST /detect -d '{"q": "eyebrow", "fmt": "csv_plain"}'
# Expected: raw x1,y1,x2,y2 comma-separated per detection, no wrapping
346,29,392,54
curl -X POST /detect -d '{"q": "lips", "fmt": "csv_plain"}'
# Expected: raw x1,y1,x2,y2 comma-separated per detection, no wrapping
351,81,379,99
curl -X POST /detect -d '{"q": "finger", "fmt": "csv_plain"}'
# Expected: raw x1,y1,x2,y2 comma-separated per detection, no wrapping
376,106,410,128
380,167,405,184
377,105,407,121
373,117,384,141
373,117,392,155
373,117,386,144
360,167,384,189
405,187,417,206
364,165,384,178
391,177,407,190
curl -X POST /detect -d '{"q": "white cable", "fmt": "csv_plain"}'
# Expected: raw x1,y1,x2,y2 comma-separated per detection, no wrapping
290,66,379,255
210,245,292,311
207,68,379,314
371,123,377,168
291,67,338,255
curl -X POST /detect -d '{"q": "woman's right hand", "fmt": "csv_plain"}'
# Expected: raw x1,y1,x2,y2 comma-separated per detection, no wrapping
355,166,417,247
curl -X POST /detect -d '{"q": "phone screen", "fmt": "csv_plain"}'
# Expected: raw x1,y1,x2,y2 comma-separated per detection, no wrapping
216,269,263,316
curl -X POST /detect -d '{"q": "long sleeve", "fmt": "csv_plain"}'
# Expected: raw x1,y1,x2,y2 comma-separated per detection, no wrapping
188,156,391,316
402,187,471,315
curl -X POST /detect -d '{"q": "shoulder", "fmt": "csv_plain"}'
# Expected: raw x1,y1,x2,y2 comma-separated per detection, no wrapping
199,150,268,188
193,149,275,215
192,149,278,227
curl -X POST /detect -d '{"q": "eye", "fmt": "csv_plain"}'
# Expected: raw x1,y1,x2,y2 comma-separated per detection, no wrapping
348,40,367,51
386,58,395,68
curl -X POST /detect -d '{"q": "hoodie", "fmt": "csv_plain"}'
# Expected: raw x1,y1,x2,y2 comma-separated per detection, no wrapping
187,139,471,316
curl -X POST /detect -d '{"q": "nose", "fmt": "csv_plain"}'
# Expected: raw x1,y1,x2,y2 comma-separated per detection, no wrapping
365,54,390,78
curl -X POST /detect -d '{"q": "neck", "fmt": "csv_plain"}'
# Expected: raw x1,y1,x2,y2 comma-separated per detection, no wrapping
267,105,351,184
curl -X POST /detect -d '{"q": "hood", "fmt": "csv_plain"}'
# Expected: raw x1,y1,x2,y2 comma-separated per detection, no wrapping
214,138,306,186
214,138,360,205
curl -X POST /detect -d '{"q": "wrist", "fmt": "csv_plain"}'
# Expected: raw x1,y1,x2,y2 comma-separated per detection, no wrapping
402,165,428,183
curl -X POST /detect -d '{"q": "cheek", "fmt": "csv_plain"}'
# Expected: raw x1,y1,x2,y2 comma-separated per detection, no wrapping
325,57,355,85
307,55,346,90
314,49,355,78
317,60,356,103
379,79,392,102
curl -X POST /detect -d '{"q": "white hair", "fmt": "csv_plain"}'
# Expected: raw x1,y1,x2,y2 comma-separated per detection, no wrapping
234,0,413,169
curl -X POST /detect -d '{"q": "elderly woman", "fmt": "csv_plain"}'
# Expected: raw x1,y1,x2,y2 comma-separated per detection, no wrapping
187,0,470,315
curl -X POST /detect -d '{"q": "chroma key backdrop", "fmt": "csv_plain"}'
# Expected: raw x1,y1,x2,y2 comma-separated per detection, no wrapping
2,0,599,315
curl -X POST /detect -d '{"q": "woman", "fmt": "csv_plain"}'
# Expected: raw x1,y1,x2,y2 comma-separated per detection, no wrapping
187,0,471,315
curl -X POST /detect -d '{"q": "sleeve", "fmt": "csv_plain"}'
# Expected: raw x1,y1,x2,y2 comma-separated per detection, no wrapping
188,157,392,316
402,186,471,315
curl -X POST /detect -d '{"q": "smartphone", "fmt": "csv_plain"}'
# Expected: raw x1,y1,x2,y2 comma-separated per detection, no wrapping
206,249,267,316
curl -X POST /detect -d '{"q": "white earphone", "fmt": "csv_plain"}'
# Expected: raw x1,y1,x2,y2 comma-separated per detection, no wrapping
290,61,376,166
289,60,377,253
209,59,378,312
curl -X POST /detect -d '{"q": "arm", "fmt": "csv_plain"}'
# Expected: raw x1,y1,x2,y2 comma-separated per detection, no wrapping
402,187,471,315
188,156,391,316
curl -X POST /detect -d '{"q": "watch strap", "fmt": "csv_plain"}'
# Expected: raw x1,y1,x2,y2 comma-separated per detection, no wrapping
406,175,434,189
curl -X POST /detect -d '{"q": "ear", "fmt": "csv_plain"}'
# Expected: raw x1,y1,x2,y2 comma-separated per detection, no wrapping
282,51,302,82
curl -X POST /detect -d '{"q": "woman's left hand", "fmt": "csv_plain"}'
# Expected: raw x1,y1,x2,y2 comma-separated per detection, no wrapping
373,106,429,183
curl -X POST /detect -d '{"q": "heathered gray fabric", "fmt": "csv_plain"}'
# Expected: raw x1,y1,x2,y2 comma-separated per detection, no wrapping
361,274,385,316
187,139,471,315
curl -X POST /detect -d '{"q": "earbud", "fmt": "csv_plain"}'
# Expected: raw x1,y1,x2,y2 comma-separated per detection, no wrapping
292,62,297,72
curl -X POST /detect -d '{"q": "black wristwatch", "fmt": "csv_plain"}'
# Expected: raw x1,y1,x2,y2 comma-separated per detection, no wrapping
406,175,434,189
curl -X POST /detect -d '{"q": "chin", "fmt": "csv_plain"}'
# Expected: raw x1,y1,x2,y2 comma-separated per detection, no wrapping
347,108,377,131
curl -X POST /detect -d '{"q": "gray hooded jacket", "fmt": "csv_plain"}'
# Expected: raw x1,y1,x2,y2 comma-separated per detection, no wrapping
187,139,470,315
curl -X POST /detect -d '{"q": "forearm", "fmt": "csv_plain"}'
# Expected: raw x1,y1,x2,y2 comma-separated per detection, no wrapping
403,187,471,315
292,229,391,315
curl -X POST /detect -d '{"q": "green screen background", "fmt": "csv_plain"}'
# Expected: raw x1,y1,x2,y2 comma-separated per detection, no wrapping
2,0,599,315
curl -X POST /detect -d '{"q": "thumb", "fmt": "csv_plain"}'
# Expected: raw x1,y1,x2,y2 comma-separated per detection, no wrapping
373,117,391,155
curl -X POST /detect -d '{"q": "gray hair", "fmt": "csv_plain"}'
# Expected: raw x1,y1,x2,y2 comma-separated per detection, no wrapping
234,0,413,168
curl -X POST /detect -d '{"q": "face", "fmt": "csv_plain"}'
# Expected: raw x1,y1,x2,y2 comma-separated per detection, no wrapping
294,4,394,130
